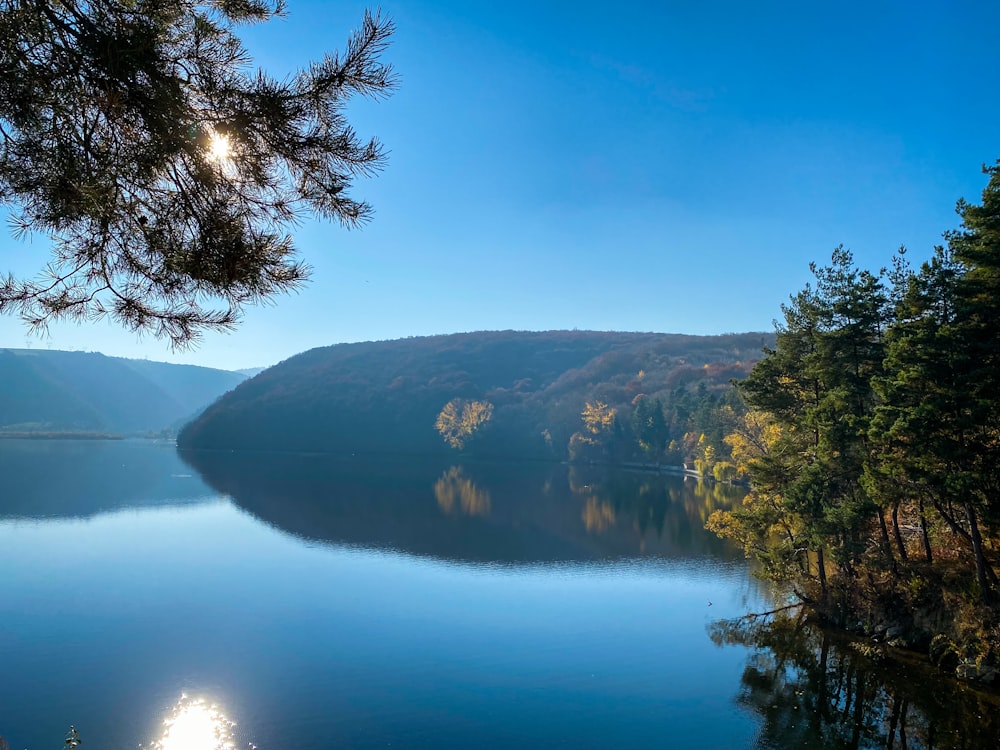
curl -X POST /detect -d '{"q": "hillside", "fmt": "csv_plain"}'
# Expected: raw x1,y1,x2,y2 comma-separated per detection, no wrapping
0,349,246,435
178,330,772,461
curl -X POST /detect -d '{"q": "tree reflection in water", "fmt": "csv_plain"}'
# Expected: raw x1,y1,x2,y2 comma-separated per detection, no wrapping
180,450,747,563
710,609,1000,749
568,466,745,545
434,466,492,516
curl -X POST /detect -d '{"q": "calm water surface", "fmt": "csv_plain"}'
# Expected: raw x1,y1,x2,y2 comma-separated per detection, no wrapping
0,441,997,749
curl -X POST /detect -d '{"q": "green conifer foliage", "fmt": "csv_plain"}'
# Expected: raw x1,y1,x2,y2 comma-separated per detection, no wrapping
0,1,394,345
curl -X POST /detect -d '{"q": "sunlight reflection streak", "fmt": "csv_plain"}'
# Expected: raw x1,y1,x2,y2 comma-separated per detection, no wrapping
150,696,237,750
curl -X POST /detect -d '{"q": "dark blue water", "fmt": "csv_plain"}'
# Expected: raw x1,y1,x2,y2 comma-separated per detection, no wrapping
1,441,995,749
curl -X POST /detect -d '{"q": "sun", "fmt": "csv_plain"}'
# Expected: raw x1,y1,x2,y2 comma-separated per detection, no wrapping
207,131,232,164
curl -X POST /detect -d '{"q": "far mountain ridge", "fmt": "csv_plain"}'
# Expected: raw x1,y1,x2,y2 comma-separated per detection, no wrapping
0,348,247,435
178,329,773,461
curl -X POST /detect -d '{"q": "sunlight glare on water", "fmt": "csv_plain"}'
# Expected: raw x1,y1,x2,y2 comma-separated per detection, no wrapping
150,696,238,750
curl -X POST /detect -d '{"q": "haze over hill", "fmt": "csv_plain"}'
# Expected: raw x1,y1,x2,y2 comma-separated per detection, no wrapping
0,349,246,435
178,330,772,461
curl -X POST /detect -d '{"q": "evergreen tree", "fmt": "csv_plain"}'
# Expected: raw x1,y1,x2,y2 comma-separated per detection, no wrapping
734,249,889,600
871,164,1000,596
0,1,394,345
631,395,668,459
709,161,1000,660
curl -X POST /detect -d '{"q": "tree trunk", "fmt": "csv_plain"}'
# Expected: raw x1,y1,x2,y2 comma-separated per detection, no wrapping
843,662,855,723
816,633,830,725
849,670,865,750
887,692,901,750
891,503,908,561
878,509,897,574
918,496,933,564
899,698,909,750
817,546,828,601
965,501,991,598
932,498,972,544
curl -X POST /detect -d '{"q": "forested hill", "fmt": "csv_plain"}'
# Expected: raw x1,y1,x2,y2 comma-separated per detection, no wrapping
0,349,246,435
178,330,772,461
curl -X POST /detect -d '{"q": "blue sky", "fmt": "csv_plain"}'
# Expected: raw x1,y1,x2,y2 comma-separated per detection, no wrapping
2,0,998,370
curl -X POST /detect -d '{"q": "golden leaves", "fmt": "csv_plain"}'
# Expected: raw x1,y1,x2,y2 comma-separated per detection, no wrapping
435,398,494,450
581,400,615,435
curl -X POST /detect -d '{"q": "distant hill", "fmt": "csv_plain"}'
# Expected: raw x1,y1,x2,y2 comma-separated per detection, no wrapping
0,349,246,435
178,330,772,460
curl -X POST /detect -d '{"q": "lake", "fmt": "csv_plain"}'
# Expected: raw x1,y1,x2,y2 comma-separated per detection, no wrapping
1,440,997,749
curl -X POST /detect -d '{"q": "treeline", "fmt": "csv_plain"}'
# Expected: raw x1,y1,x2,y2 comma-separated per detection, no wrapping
557,367,747,473
179,330,772,462
708,162,1000,679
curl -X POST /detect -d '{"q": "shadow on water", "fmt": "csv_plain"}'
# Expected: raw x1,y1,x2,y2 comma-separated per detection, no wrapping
179,449,746,565
0,439,214,519
710,609,1000,750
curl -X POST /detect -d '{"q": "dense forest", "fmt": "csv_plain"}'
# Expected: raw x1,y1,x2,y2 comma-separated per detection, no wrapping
0,349,245,435
708,162,1000,684
177,330,772,464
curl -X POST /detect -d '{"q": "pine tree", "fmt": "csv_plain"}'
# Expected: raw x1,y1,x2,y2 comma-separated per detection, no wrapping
872,164,1000,596
0,1,395,346
735,249,890,600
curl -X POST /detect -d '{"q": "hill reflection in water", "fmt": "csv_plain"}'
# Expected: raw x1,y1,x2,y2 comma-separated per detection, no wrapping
0,439,214,519
179,450,746,565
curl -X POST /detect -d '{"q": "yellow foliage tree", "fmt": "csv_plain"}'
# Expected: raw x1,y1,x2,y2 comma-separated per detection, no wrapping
693,435,715,476
435,399,494,450
712,461,738,482
723,409,783,477
707,411,808,582
568,400,618,462
581,400,616,435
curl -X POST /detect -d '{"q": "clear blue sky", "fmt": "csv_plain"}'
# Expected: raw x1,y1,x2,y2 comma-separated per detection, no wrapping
2,0,998,370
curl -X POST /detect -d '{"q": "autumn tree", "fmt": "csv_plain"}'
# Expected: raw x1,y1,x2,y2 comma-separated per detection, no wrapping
568,400,618,463
581,400,615,434
435,398,494,450
708,411,810,584
0,0,394,346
